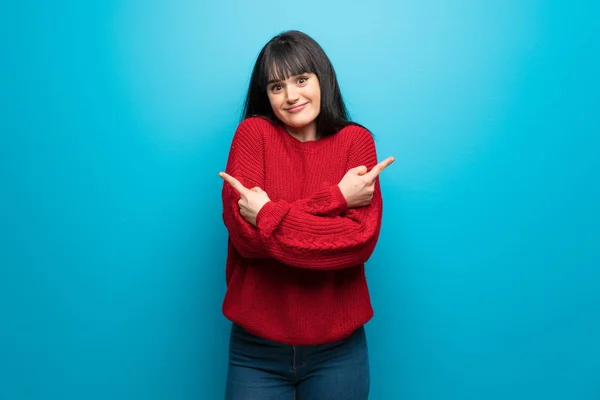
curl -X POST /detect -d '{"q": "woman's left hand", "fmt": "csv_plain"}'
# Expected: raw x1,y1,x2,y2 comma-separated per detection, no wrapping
219,172,271,226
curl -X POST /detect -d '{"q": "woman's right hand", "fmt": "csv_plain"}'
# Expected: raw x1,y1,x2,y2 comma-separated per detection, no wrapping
338,156,395,208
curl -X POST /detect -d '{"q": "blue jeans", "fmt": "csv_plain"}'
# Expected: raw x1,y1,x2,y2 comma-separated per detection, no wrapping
225,323,370,399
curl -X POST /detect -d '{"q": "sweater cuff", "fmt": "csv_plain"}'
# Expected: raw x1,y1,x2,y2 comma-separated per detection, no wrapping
256,201,290,238
300,184,349,216
327,185,349,215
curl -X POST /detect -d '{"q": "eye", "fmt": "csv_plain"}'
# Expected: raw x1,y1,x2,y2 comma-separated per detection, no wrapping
270,84,283,93
297,76,309,84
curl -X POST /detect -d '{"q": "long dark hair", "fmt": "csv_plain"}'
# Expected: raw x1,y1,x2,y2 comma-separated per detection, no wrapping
242,30,356,138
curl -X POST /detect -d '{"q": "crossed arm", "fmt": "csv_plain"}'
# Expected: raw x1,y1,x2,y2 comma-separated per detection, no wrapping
219,157,393,228
219,124,394,270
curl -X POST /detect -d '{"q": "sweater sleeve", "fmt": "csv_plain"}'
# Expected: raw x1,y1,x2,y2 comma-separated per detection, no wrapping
255,127,383,270
221,118,349,258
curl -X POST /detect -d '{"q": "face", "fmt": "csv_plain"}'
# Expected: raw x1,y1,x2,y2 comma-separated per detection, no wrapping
266,72,321,131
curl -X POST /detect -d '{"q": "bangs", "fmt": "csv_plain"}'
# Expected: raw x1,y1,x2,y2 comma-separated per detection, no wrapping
261,42,316,85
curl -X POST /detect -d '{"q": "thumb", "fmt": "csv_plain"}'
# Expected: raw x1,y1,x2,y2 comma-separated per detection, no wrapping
250,187,264,193
349,165,368,175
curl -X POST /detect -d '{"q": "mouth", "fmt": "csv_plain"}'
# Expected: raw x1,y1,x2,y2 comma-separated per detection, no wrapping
285,102,308,113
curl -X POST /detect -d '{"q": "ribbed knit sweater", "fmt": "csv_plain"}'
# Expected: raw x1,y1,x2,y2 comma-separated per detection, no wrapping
221,117,383,345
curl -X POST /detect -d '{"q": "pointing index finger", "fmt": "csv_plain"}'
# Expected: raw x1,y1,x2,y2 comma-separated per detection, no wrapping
219,172,250,196
366,156,395,181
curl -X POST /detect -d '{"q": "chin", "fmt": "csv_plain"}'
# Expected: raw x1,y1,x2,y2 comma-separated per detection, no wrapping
285,113,319,128
285,119,314,128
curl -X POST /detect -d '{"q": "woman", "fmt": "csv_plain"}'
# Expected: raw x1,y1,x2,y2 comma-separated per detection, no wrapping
218,30,393,400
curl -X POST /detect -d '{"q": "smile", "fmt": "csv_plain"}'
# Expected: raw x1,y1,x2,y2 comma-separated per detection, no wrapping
285,103,308,113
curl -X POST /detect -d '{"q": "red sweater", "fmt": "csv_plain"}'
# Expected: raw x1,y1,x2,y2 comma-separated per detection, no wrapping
221,117,383,345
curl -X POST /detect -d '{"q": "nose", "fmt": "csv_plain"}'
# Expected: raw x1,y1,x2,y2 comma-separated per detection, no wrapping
285,86,300,104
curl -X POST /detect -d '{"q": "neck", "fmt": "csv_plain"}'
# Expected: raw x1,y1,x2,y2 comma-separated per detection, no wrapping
285,122,318,142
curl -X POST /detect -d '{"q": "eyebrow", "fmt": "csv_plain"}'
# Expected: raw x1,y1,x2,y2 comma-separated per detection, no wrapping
267,73,308,85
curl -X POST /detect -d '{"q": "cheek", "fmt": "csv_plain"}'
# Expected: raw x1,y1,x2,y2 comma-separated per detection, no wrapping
267,95,279,112
312,90,321,111
310,86,321,106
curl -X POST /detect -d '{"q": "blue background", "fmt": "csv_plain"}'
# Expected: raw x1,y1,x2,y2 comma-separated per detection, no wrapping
1,1,599,399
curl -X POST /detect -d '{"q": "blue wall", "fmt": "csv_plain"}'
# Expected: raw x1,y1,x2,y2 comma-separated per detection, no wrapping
1,1,599,399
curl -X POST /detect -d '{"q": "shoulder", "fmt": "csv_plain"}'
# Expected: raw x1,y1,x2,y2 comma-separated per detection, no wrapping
235,117,278,138
335,123,378,166
228,117,279,152
335,123,375,147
